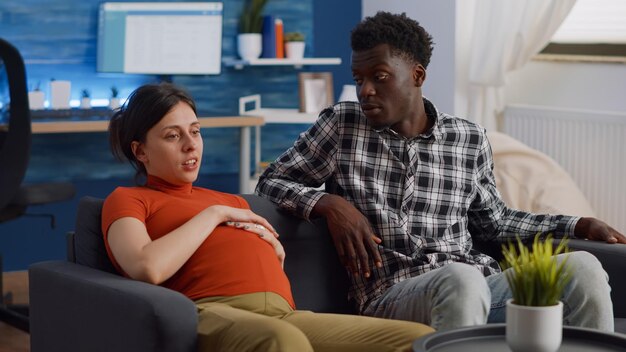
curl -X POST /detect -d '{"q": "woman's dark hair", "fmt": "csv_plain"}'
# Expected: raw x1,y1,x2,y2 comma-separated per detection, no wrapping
108,82,196,184
350,11,434,68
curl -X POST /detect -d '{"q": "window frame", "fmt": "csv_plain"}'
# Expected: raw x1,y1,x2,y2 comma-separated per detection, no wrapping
537,43,626,64
535,0,626,63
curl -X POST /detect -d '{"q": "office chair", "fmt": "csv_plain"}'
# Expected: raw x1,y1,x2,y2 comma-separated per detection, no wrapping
0,37,75,333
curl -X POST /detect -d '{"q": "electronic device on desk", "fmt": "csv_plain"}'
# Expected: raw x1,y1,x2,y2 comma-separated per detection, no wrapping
29,108,114,121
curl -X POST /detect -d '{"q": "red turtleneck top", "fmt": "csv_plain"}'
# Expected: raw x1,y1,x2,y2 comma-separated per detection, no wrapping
101,176,294,308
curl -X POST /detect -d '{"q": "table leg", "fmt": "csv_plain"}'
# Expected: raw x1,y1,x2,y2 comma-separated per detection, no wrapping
239,126,251,193
255,125,261,175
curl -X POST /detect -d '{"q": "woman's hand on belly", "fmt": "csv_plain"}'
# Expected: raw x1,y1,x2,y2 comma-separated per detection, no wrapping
210,206,278,236
226,221,285,268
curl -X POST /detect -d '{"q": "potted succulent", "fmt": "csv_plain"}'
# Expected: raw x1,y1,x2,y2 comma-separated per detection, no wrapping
237,0,268,60
80,89,91,109
501,234,572,352
284,32,305,59
28,81,45,110
109,86,120,110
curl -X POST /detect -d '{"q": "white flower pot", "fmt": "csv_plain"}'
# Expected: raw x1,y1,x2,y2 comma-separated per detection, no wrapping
28,91,45,110
506,299,563,352
109,97,120,110
285,41,305,59
80,97,91,109
237,33,262,61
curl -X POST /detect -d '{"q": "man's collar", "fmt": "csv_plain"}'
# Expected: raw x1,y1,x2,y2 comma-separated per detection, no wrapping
420,97,443,142
376,97,443,142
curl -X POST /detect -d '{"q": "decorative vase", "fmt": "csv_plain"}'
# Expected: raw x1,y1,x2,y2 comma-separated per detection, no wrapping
506,299,563,352
237,33,262,61
50,80,71,110
285,41,305,59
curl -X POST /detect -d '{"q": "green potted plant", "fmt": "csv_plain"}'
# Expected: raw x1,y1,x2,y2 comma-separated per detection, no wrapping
237,0,268,60
28,81,45,110
284,32,305,59
501,234,572,352
109,86,120,110
284,32,304,42
80,89,91,109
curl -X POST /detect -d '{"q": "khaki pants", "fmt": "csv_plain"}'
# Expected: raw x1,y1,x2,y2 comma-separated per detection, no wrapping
196,292,434,352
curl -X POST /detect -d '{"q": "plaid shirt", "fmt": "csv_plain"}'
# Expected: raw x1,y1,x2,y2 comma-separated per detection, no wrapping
256,99,579,313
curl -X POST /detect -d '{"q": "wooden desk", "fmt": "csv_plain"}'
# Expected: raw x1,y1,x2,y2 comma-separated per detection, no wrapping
6,116,265,193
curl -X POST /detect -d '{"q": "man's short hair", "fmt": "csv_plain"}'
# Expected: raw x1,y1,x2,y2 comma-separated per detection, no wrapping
351,11,434,68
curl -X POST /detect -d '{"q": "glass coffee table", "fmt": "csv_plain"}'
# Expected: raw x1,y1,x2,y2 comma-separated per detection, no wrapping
413,324,626,351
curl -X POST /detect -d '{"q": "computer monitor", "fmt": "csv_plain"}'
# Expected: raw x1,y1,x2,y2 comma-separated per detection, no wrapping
97,2,223,75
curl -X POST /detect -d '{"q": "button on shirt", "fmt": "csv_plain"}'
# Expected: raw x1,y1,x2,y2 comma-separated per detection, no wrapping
256,99,578,313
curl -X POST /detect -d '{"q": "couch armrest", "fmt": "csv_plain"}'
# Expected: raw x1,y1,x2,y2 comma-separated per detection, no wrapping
567,240,626,318
29,261,197,352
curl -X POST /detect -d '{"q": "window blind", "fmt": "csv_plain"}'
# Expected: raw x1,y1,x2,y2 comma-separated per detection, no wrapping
551,0,626,44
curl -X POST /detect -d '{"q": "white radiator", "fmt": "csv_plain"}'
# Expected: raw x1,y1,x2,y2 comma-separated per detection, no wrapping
503,104,626,234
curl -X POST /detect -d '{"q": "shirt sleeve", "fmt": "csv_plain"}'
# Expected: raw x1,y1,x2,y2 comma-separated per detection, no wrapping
255,106,339,220
101,187,149,238
101,187,149,276
467,130,579,242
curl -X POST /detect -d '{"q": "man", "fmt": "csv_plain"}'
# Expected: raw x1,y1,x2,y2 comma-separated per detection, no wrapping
256,11,625,331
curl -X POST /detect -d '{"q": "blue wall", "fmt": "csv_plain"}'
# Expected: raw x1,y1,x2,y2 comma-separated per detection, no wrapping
0,0,360,270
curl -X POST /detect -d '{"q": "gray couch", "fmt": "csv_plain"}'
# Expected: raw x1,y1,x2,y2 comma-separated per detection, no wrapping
28,195,626,352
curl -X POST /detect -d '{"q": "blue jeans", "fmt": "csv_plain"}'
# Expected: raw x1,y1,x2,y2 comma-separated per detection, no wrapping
362,251,614,331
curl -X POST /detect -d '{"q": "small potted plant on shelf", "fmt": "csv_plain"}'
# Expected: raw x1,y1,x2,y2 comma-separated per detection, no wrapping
501,234,572,352
237,0,268,61
284,32,305,59
80,89,91,109
28,81,45,110
109,86,120,109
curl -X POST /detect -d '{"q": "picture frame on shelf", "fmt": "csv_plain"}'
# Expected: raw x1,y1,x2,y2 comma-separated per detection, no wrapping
298,72,333,113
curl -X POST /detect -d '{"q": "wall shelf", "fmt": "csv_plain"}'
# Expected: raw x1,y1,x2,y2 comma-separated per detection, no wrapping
239,95,318,123
239,94,319,190
223,57,341,69
243,107,318,124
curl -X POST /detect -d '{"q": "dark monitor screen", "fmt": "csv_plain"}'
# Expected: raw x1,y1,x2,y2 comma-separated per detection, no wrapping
0,58,9,125
0,57,8,146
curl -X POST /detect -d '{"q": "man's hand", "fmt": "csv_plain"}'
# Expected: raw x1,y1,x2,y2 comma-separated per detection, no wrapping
575,217,626,244
313,194,383,278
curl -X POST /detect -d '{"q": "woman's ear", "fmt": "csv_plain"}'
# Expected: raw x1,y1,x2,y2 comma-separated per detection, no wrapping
413,64,426,87
131,141,148,163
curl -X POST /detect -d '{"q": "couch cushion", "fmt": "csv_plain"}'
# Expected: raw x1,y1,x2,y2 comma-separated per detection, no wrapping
242,194,355,314
615,318,626,334
488,131,595,217
73,196,116,274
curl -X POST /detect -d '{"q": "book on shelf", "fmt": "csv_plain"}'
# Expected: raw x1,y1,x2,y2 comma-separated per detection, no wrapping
261,15,276,58
275,18,284,58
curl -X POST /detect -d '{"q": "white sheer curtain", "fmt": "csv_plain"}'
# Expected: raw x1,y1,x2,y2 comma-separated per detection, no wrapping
466,0,577,131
